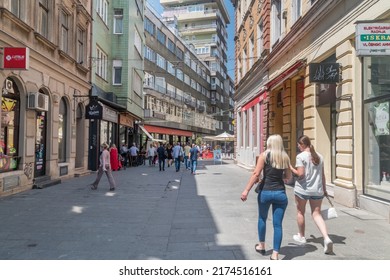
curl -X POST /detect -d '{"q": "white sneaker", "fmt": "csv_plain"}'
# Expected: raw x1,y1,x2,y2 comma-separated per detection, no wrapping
324,238,333,254
293,234,307,244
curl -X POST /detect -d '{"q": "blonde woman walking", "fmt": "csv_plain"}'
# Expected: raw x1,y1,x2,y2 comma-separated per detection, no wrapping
241,134,291,260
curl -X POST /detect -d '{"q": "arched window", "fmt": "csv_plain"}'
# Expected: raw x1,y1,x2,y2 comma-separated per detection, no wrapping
1,78,20,172
58,97,67,162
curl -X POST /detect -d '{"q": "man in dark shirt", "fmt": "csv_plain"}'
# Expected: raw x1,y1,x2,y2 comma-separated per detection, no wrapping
157,143,166,171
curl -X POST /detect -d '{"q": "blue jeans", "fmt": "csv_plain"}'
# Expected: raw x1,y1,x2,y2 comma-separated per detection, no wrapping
258,190,288,252
184,156,190,169
175,157,181,171
191,160,197,173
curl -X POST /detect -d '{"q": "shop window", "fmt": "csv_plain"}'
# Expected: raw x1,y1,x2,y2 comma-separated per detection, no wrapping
363,56,390,201
58,97,67,163
1,79,20,172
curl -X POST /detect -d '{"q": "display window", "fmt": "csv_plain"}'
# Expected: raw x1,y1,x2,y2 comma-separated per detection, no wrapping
363,56,390,201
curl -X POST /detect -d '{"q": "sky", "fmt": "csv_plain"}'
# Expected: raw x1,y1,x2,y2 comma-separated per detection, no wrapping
146,0,236,80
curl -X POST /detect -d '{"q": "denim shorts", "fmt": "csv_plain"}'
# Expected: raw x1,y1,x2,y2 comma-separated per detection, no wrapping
295,192,324,200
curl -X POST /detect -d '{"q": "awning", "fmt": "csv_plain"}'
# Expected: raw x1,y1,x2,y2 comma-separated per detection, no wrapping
241,89,267,112
266,59,306,90
143,124,193,137
139,125,166,143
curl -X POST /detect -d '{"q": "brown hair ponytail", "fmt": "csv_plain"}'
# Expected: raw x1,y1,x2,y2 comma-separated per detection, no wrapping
298,135,320,166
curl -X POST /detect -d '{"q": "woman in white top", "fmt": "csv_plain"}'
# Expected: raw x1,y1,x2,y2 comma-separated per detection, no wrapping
290,135,333,254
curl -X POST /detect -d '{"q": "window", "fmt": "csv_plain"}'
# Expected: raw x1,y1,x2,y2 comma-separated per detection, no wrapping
58,97,67,163
292,0,302,24
11,0,25,19
60,10,69,53
167,61,175,76
114,9,123,34
363,56,390,202
176,69,183,81
39,0,49,38
113,60,122,85
144,72,155,88
157,29,166,45
167,39,175,53
0,79,20,173
144,46,155,61
133,70,142,96
257,20,264,58
176,47,183,59
134,28,142,56
96,47,108,80
249,35,254,68
77,28,85,64
145,17,155,36
97,0,108,24
156,54,166,70
271,0,282,46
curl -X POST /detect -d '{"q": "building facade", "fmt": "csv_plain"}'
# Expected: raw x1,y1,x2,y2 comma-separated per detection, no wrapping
88,0,144,170
143,4,216,145
160,0,234,135
232,0,390,220
0,0,92,196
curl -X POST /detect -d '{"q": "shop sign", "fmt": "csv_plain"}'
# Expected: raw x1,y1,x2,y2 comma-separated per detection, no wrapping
356,23,390,56
309,63,340,84
102,105,118,123
1,47,29,70
85,100,102,119
119,114,133,127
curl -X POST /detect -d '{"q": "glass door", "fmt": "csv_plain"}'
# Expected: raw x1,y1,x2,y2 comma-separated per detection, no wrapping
34,111,46,177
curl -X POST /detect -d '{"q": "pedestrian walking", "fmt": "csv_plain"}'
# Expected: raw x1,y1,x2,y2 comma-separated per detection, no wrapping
184,142,191,170
156,143,166,171
241,134,291,260
147,144,156,166
129,142,139,166
90,143,116,191
109,144,120,171
120,143,128,169
166,144,173,167
189,144,200,175
290,135,334,254
172,142,184,172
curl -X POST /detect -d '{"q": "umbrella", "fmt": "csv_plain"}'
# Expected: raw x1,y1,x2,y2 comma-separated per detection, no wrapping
203,132,234,155
214,131,234,141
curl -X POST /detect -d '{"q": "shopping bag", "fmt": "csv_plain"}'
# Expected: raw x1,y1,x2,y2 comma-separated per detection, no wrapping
321,195,338,220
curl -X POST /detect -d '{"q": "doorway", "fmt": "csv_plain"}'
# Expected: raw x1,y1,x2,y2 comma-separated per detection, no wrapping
34,111,47,177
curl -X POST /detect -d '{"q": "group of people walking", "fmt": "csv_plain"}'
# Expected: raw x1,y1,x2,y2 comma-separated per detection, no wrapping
241,134,333,260
89,141,201,192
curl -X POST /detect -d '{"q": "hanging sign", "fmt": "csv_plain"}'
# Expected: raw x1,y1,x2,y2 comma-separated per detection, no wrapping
85,100,103,119
356,23,390,56
309,63,340,84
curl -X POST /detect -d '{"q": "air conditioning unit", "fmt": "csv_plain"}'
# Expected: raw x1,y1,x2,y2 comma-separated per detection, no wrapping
5,79,14,93
27,92,49,111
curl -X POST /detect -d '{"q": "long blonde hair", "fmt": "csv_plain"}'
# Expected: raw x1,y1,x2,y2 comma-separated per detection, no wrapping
265,134,290,169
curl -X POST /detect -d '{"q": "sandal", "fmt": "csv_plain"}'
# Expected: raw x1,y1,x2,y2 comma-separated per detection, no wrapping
255,244,266,255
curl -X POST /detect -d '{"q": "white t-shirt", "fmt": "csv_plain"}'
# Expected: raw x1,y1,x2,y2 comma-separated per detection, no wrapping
147,147,156,157
294,151,324,196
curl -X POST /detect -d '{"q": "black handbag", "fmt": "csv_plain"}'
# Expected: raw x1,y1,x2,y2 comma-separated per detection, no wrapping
254,179,264,193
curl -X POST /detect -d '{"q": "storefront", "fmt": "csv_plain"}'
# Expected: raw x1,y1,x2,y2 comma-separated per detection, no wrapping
358,22,390,211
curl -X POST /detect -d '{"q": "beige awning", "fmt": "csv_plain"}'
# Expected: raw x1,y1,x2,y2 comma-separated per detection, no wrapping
139,125,166,143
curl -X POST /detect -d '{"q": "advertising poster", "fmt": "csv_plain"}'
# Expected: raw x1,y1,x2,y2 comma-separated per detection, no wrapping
213,149,222,164
374,102,390,136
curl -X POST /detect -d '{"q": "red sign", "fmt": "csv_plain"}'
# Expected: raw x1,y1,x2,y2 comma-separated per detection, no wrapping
1,47,29,70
